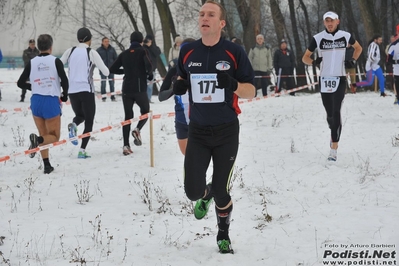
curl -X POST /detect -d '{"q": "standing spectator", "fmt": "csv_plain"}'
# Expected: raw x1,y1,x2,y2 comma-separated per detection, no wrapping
388,34,399,104
356,35,387,96
60,27,109,159
248,34,273,96
168,35,183,65
21,39,40,102
385,34,398,100
273,39,296,96
11,58,16,70
96,37,118,102
302,11,362,161
159,38,195,155
17,34,69,174
345,44,357,93
143,34,161,103
173,0,255,253
109,31,153,155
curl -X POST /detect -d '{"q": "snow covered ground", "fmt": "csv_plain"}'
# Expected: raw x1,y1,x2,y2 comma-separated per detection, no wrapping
0,68,398,265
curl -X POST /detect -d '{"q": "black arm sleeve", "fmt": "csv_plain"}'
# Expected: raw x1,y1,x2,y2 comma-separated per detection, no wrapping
55,58,69,94
109,54,124,75
348,36,356,45
158,67,177,102
307,38,317,52
17,62,32,90
388,54,394,64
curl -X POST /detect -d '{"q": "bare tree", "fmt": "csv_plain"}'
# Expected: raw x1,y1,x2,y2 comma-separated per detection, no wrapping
230,0,261,51
357,0,380,42
287,0,306,85
269,0,286,45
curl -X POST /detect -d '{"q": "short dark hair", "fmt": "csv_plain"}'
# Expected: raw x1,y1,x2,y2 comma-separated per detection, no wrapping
204,0,226,21
102,37,109,42
29,39,35,44
37,34,53,51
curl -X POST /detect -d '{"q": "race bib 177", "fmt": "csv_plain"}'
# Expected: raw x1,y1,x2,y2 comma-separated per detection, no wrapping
190,73,225,103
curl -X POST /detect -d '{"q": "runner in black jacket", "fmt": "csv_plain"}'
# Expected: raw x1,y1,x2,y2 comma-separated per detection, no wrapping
109,31,153,155
173,0,255,254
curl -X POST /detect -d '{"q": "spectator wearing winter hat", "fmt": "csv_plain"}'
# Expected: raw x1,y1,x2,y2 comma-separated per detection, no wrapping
273,39,296,96
143,34,161,102
60,27,109,159
109,31,153,155
168,35,183,63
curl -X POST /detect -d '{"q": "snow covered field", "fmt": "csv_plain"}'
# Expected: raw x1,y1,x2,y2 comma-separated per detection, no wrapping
0,68,398,265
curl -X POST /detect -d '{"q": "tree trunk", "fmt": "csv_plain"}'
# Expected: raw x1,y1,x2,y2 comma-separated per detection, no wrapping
287,0,306,86
232,0,260,52
357,0,379,42
343,0,365,73
165,0,177,39
118,0,139,31
154,0,171,76
138,0,153,37
247,0,261,48
326,0,343,17
269,0,285,45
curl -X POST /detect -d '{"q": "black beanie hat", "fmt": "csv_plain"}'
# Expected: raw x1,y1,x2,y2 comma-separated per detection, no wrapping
130,31,144,43
77,27,92,43
145,34,154,41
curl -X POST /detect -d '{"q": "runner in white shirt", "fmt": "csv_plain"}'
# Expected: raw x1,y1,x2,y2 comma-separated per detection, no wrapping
302,11,362,161
17,34,69,174
356,35,387,97
60,27,109,159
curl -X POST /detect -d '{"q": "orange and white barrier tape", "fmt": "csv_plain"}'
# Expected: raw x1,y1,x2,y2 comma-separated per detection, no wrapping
0,79,164,115
0,83,317,163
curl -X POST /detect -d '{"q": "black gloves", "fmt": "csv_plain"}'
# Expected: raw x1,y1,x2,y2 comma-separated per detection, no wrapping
312,57,323,67
344,58,356,69
147,73,154,81
216,71,238,91
60,92,68,102
173,79,190,95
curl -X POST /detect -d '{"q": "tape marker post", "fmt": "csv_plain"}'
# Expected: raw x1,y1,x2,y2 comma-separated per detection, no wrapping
0,83,316,163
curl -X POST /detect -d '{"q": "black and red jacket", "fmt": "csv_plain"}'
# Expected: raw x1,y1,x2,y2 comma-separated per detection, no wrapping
109,42,153,94
177,38,254,126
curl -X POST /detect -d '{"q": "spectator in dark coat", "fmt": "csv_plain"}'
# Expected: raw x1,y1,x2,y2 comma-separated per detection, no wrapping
143,34,161,102
96,37,118,101
273,39,296,95
21,39,40,102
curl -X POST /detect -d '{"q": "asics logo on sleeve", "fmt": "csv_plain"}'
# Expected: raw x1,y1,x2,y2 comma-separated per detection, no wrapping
188,61,202,67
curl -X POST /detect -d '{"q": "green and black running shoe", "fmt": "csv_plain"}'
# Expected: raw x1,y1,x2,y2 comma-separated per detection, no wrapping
194,197,213,219
217,239,234,254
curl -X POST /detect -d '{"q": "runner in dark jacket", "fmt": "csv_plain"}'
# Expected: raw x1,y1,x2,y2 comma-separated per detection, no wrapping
109,31,153,155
